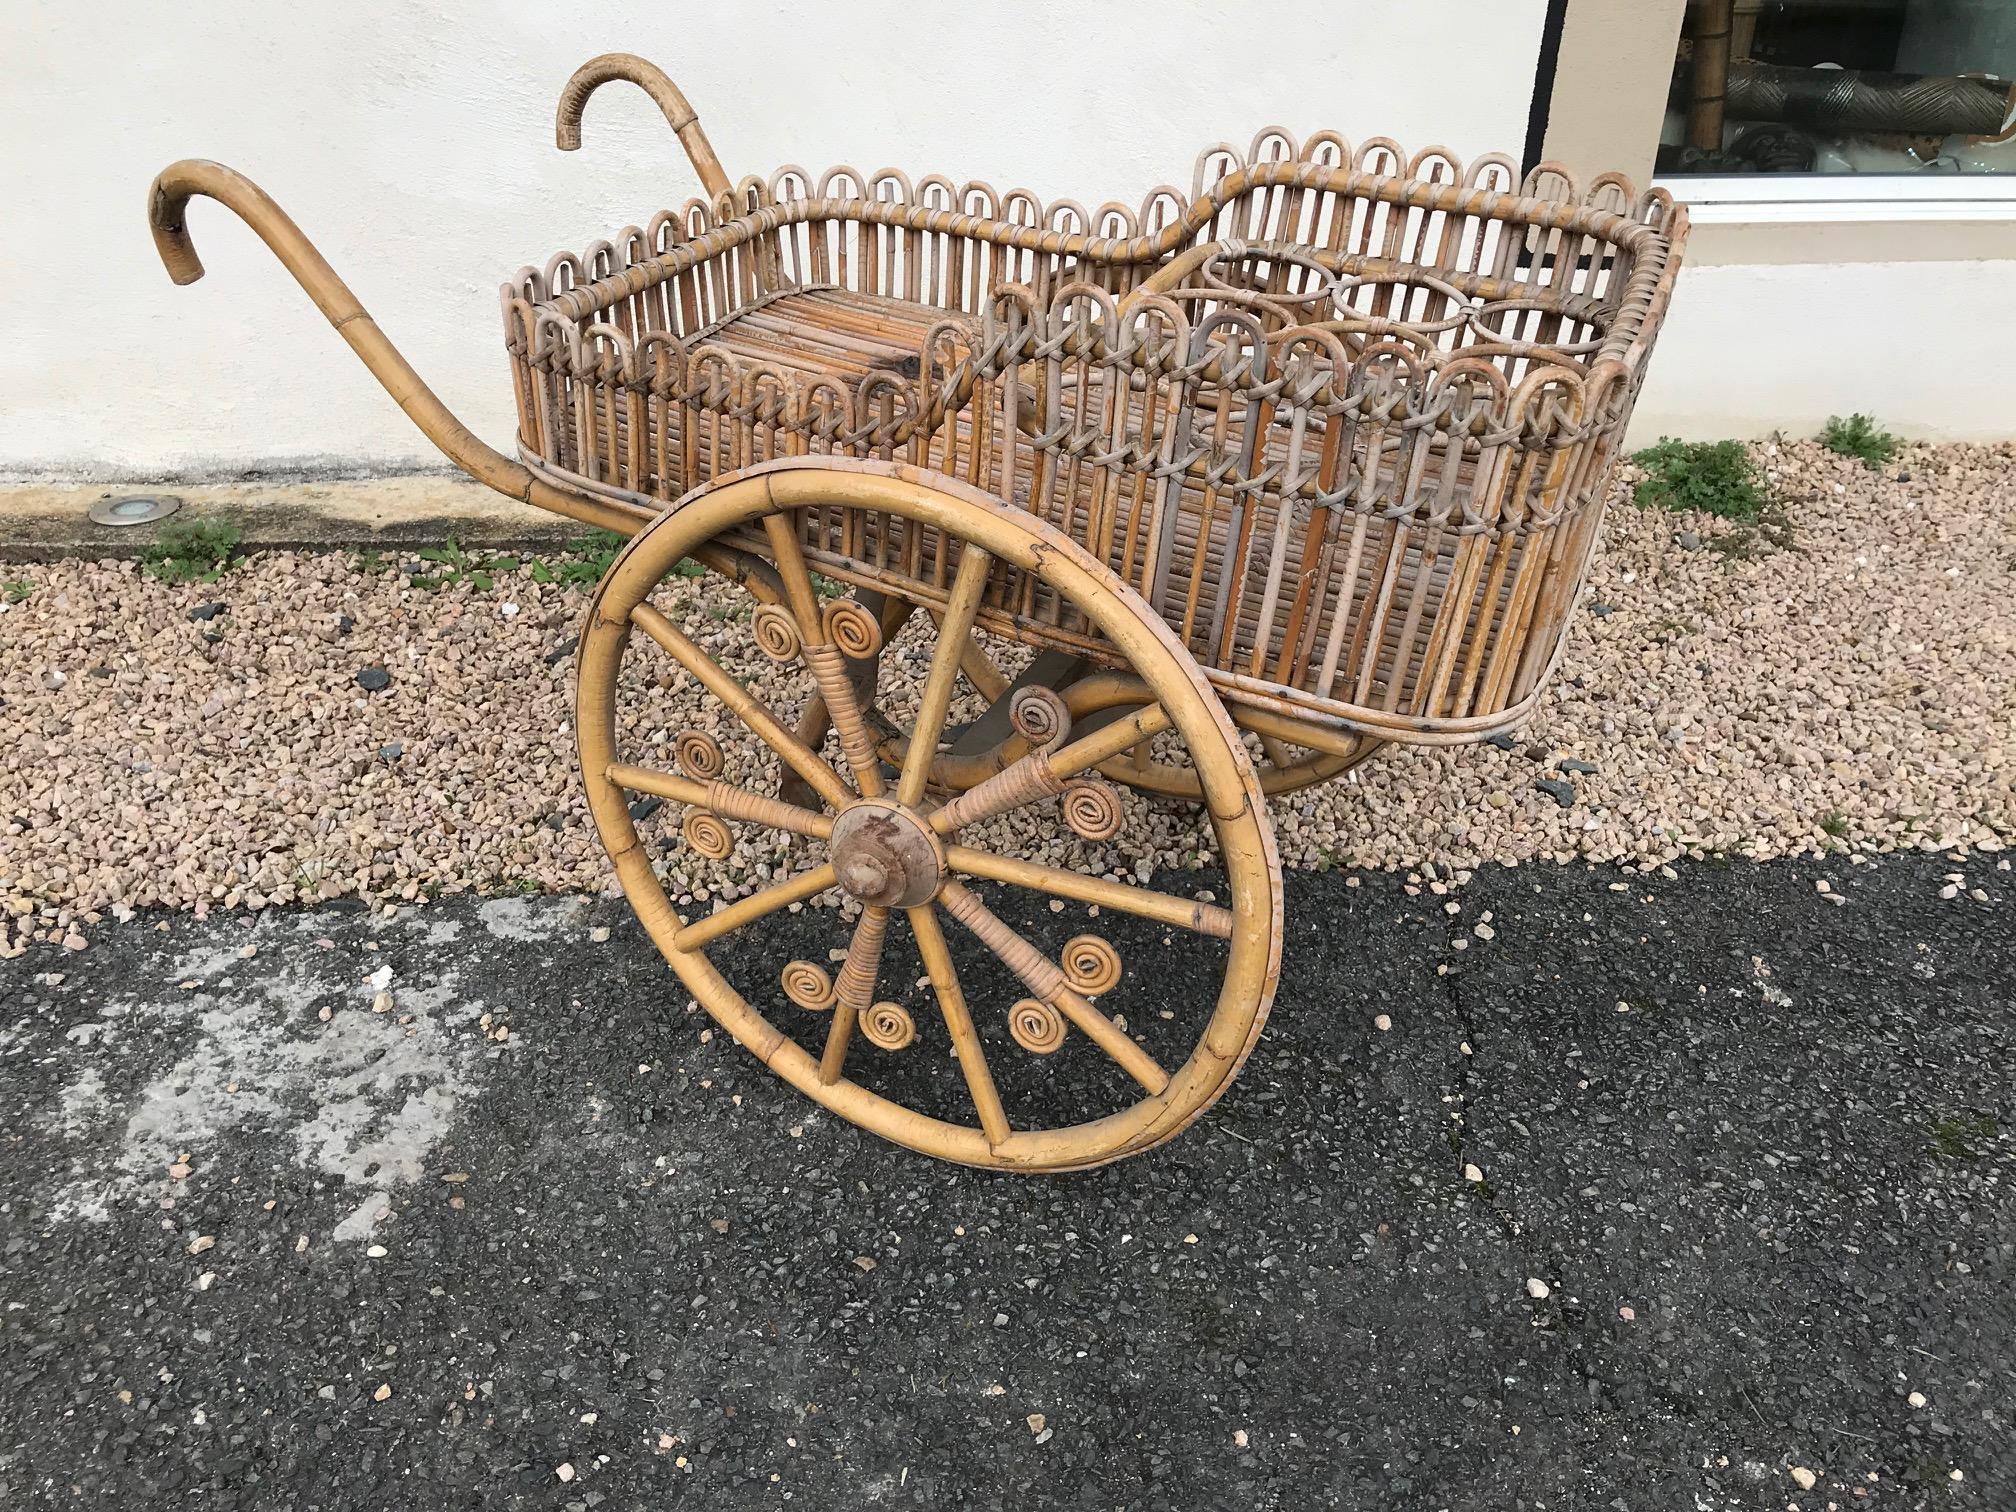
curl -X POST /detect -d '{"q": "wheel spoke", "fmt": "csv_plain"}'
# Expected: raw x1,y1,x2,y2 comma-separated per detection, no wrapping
945,845,1233,939
1050,703,1174,781
630,603,853,812
670,863,838,952
763,511,884,798
819,905,888,1085
759,510,827,633
951,621,1010,702
607,764,834,841
908,904,1011,1145
898,544,993,807
930,703,1173,835
791,692,835,774
936,880,1169,1095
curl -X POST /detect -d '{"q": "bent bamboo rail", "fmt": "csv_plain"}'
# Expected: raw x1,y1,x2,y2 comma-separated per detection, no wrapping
545,169,1677,377
146,158,652,537
555,52,732,203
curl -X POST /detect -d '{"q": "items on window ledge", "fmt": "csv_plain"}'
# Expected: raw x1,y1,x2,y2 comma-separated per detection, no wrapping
1660,0,2016,175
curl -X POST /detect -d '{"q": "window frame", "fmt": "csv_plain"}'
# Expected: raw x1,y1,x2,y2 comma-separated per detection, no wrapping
1536,0,2016,222
1660,171,2016,222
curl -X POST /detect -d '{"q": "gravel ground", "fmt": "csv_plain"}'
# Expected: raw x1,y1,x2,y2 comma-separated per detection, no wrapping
3,439,2011,957
1,848,2010,1508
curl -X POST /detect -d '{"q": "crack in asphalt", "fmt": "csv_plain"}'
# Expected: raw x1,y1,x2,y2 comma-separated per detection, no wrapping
1424,896,1569,1357
1,848,2009,1508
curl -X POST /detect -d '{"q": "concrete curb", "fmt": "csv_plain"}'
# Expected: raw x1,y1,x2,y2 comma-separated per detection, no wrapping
0,475,598,561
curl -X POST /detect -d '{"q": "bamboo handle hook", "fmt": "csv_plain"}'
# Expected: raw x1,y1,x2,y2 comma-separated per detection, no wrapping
143,158,643,536
149,159,369,312
554,52,732,202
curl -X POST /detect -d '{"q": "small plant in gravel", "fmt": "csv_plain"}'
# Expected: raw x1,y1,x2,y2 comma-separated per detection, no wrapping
528,530,625,587
409,538,519,592
141,519,242,585
1629,438,1770,522
3,579,31,603
1929,1112,1996,1161
1818,810,1849,840
1821,413,1900,470
525,531,707,589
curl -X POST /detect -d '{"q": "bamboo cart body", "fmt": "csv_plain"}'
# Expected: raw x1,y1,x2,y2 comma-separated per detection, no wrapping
505,132,1687,755
148,55,1687,1170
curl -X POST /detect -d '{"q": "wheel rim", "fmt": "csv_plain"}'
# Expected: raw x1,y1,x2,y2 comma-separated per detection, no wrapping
576,458,1281,1171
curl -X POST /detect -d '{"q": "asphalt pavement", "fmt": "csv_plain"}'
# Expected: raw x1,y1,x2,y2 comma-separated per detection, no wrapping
1,848,2010,1509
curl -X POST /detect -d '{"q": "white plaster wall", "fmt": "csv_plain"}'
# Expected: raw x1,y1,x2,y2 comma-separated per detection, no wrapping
0,0,1546,477
1630,259,2016,444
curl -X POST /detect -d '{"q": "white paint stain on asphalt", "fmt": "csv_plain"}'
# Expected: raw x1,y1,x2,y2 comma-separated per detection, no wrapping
476,895,588,942
45,939,487,1241
51,1064,108,1138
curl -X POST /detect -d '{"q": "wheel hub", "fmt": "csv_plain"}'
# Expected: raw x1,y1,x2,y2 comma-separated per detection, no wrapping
829,799,943,908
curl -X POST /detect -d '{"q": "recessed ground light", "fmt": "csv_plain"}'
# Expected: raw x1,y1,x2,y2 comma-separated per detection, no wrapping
89,494,184,527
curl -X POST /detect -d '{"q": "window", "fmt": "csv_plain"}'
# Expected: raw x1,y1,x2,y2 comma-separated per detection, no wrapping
1660,1,2016,175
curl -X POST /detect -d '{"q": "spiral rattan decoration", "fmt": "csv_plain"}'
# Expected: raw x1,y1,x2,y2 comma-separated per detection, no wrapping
1008,685,1069,746
780,959,836,1011
1008,997,1067,1055
681,808,733,859
674,729,725,779
751,603,802,662
1061,779,1124,841
862,1000,915,1051
822,598,883,659
1061,935,1123,996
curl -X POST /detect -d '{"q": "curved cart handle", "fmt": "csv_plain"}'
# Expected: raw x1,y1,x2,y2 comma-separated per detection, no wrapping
555,52,732,202
146,158,644,537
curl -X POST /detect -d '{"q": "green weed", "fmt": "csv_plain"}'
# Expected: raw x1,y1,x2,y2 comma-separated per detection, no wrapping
1630,438,1770,522
526,532,707,589
1821,413,1900,470
141,519,242,585
528,530,626,588
407,538,520,592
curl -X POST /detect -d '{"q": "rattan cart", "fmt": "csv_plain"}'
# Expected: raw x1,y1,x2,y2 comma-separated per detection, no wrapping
149,54,1687,1170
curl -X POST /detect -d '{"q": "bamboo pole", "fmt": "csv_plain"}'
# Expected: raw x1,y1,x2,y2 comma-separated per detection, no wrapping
555,53,733,202
1688,0,1736,152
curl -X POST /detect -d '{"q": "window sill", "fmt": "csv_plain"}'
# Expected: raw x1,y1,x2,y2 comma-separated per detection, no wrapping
1659,174,2016,224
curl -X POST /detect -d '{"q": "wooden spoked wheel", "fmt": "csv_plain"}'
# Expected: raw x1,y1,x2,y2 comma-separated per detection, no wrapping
576,458,1282,1171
